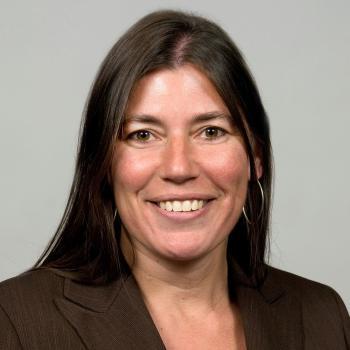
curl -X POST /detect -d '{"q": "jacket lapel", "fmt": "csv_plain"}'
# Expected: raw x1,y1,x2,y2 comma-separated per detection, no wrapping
54,265,303,350
54,274,166,350
235,266,304,349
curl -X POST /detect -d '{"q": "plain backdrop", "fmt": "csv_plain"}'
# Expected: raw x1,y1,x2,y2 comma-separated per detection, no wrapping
1,0,349,309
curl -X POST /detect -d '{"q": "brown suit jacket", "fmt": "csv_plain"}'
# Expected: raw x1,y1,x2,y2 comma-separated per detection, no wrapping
0,265,349,349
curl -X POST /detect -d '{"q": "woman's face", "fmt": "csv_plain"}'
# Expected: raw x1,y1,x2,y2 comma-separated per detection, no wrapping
111,64,260,263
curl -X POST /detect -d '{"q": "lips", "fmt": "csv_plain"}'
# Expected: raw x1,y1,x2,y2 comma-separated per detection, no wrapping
146,193,216,221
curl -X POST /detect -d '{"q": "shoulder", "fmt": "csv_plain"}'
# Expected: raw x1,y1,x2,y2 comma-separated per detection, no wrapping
264,265,350,342
0,268,85,349
0,268,64,307
265,265,346,303
0,268,65,328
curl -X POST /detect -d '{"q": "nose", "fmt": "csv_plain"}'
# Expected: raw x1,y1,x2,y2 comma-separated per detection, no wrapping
159,135,199,184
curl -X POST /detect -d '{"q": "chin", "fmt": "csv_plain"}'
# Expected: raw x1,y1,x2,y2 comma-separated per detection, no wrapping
156,239,218,263
163,250,202,262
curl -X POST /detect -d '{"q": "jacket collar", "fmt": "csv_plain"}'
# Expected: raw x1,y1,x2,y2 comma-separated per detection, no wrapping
231,263,303,349
54,271,166,349
53,264,302,349
61,272,122,312
54,262,285,313
229,260,285,304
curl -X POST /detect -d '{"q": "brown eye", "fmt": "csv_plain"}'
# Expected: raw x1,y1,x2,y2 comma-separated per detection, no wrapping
128,130,152,142
204,127,226,139
136,130,150,141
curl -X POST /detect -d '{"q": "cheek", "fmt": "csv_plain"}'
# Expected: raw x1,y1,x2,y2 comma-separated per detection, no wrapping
112,147,157,192
200,144,249,188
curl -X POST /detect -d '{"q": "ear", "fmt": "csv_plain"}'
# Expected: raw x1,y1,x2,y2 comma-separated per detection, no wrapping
248,156,263,180
254,156,263,179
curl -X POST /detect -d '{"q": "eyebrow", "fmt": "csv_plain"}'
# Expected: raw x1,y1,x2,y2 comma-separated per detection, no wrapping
123,111,232,126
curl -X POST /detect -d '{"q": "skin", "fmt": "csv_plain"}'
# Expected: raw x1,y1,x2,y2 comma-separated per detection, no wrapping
111,64,261,349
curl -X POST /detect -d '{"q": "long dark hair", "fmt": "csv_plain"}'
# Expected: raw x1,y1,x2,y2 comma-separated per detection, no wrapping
31,9,272,285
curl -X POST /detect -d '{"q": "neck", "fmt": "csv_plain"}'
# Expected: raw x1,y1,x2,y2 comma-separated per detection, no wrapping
122,234,230,315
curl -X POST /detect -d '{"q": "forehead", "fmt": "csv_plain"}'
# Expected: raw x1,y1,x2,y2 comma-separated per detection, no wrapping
124,64,230,123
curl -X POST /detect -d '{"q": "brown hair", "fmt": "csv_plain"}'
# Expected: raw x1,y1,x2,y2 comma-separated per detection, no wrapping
32,9,272,285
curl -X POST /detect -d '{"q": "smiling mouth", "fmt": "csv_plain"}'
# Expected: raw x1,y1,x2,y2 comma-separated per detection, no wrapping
152,199,213,212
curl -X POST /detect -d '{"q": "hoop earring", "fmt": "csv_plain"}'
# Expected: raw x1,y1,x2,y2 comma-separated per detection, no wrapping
243,179,264,225
113,209,118,221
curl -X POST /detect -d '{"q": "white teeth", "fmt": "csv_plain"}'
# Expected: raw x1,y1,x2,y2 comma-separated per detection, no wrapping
191,200,198,210
172,201,182,212
165,201,172,212
182,200,192,212
158,199,208,212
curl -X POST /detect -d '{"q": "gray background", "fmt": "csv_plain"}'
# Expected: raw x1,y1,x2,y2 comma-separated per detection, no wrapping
1,0,349,309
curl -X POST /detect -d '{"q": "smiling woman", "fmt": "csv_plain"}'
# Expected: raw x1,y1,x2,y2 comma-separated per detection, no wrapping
112,65,255,265
0,9,349,350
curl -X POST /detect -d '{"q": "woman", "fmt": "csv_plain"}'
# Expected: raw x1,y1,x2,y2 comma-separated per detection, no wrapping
0,9,349,350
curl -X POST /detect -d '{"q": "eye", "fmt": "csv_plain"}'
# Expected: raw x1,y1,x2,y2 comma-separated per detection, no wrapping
127,130,154,142
202,126,227,139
